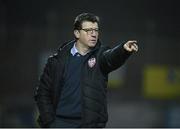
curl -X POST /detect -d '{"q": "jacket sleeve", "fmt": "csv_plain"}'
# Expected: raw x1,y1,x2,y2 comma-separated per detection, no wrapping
100,43,132,74
34,56,57,127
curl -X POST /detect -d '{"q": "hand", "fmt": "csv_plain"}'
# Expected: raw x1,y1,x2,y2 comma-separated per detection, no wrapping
123,40,138,52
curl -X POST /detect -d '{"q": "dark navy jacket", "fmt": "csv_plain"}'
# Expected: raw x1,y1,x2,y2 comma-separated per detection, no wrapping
34,39,132,127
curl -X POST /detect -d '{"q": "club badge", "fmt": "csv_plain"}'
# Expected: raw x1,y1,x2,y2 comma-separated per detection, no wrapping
88,57,96,68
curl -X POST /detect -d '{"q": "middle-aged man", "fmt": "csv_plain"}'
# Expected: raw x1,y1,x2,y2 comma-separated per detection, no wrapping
34,12,138,128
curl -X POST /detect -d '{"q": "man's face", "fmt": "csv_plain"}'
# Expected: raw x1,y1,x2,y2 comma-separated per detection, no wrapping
74,21,99,48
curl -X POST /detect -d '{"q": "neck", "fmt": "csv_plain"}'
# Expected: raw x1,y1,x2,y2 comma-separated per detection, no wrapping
75,41,91,55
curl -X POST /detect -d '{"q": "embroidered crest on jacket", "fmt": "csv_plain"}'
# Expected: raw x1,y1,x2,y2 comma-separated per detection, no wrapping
88,58,96,68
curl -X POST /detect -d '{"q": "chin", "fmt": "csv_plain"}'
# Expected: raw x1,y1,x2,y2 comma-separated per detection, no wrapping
88,43,96,48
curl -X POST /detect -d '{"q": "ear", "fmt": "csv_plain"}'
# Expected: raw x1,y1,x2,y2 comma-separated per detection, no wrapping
74,30,80,39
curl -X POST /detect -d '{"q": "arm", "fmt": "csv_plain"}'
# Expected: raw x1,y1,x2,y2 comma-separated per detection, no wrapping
100,40,138,74
34,56,57,127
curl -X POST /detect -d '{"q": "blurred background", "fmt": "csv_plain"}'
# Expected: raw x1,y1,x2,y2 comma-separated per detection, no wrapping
0,0,180,127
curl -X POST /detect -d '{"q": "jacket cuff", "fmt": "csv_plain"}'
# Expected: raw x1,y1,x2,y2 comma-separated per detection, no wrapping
38,113,55,127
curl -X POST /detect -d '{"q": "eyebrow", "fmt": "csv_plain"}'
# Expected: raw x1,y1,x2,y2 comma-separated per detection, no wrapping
81,28,99,29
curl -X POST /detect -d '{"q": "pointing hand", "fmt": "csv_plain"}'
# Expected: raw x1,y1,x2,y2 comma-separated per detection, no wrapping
123,40,138,52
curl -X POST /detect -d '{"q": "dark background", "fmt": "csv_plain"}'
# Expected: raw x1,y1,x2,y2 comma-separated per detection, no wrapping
0,0,180,127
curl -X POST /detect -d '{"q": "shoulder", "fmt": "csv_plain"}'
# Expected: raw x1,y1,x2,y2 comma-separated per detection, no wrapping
48,39,75,61
46,52,59,67
98,45,111,53
49,52,58,60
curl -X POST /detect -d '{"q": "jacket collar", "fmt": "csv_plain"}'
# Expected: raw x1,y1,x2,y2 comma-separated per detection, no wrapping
58,39,101,53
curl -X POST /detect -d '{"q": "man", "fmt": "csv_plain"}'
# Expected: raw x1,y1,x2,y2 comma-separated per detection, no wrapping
34,12,138,127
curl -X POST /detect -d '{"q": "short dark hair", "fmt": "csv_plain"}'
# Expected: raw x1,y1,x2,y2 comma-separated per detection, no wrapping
73,13,100,30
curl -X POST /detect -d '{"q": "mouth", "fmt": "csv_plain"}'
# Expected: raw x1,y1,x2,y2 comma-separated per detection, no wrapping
90,39,97,42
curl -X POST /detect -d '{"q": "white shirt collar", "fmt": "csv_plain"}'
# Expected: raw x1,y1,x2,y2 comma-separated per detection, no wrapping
70,43,79,56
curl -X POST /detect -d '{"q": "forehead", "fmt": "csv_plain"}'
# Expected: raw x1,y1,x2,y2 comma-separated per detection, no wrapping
81,21,98,28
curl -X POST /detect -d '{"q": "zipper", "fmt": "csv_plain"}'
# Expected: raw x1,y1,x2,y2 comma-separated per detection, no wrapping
79,51,96,126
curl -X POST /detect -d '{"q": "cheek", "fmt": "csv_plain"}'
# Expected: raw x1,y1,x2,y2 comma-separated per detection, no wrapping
78,36,87,44
83,37,90,43
80,34,89,41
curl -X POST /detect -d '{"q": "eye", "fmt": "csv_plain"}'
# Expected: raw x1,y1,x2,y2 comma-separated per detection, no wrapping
85,29,91,32
94,29,99,32
81,28,99,34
